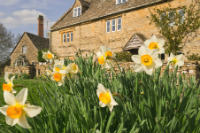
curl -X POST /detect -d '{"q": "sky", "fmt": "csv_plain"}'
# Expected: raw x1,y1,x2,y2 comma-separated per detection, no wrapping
0,0,75,37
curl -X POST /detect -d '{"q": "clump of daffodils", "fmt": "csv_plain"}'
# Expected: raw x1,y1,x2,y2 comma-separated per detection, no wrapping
42,50,54,63
144,34,165,54
131,46,163,75
96,46,116,69
167,52,184,67
0,88,42,129
97,83,118,112
2,72,16,93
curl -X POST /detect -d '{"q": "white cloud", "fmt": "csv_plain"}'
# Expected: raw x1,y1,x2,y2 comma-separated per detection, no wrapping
0,0,19,6
0,9,52,30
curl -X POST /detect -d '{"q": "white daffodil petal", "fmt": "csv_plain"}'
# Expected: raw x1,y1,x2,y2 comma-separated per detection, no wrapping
131,55,141,64
154,59,163,68
97,83,107,96
176,54,183,61
138,46,148,56
96,51,102,57
159,47,165,54
99,101,107,107
4,91,15,105
144,40,152,47
58,82,63,86
177,61,184,67
108,104,114,112
10,76,15,83
15,88,28,105
0,105,9,115
100,46,109,54
144,67,153,75
134,64,143,72
6,116,18,126
18,114,31,129
110,98,118,106
4,72,10,83
23,105,42,118
158,38,165,47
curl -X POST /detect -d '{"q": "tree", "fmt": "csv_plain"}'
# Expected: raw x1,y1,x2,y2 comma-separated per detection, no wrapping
0,22,15,63
149,0,200,54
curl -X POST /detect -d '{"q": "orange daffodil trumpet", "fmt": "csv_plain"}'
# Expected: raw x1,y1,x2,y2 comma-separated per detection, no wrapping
131,46,163,75
53,59,67,72
2,72,16,93
42,50,54,63
0,88,42,129
167,53,184,67
96,46,116,69
144,35,165,54
97,83,118,112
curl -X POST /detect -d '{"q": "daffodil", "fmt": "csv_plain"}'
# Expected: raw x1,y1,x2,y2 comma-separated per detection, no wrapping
144,35,165,54
131,46,163,75
53,59,66,72
52,70,67,86
96,46,115,69
42,51,54,63
0,88,42,129
97,83,118,112
65,63,80,79
167,53,184,67
2,72,16,93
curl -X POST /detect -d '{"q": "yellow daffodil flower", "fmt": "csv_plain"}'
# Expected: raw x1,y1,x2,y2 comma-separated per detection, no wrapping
131,46,163,75
0,88,42,129
144,35,165,54
42,51,54,63
96,46,115,69
2,72,16,93
97,83,118,112
167,53,184,67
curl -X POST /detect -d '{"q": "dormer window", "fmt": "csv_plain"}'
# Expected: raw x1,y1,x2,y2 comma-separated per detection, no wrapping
22,46,27,54
73,6,82,17
116,0,127,4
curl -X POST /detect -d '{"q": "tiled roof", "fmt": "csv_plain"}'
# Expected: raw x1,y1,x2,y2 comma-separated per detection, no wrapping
26,32,49,50
51,0,165,31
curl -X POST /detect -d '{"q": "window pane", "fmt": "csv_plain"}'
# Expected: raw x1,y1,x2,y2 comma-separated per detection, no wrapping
112,19,116,32
78,7,81,16
106,21,110,32
116,0,121,4
74,8,77,17
63,34,66,43
118,18,122,31
179,9,185,24
169,11,175,26
67,33,69,42
122,0,126,3
71,32,73,42
22,46,27,53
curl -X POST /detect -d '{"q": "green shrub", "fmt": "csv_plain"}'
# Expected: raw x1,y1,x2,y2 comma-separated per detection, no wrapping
38,50,46,62
0,55,200,133
187,53,200,61
115,51,132,62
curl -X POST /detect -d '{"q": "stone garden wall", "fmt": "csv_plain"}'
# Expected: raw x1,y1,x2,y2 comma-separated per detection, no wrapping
3,61,200,81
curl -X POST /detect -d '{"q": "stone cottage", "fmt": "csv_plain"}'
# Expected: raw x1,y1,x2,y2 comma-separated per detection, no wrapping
10,15,49,66
50,0,200,59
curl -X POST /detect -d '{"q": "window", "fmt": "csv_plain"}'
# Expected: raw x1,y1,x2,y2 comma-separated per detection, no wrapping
71,32,73,42
62,32,73,43
106,17,122,33
179,9,185,24
117,18,122,31
116,0,127,4
67,33,70,42
106,20,110,33
22,46,27,54
112,19,116,32
169,11,175,26
63,34,66,43
73,7,82,17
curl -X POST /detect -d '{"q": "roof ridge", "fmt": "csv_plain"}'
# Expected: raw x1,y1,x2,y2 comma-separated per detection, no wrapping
25,32,48,39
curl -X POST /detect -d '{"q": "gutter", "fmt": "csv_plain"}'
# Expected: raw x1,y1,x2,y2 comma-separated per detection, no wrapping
51,0,165,32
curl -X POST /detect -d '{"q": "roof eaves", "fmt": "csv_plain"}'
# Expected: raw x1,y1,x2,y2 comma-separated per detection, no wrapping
51,0,165,31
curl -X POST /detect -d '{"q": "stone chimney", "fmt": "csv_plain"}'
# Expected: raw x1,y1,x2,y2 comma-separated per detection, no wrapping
38,15,44,37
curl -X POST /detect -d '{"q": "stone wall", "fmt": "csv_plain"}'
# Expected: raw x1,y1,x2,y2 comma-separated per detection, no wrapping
113,61,200,80
4,66,36,78
51,0,200,59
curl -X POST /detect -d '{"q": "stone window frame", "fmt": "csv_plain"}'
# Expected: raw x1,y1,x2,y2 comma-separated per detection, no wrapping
73,6,82,17
61,31,74,44
22,46,27,54
106,17,122,33
116,0,127,5
63,34,66,43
